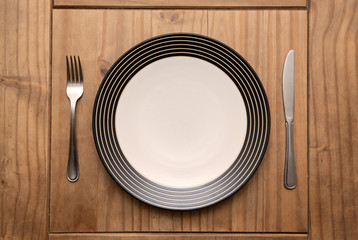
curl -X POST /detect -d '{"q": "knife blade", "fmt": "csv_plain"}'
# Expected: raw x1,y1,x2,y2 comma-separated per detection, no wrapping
282,50,297,189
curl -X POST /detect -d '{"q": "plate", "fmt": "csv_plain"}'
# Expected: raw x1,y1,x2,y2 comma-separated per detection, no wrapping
93,33,270,210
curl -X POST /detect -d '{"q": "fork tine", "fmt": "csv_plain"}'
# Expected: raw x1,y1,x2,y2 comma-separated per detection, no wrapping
78,56,83,83
74,56,79,83
66,56,70,84
70,56,74,83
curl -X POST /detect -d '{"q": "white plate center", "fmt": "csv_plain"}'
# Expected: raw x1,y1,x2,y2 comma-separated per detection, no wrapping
115,56,247,188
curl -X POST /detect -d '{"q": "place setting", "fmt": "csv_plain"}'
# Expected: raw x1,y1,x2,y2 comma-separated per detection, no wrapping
64,33,298,210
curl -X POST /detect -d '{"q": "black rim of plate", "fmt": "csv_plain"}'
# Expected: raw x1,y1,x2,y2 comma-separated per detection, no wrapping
92,33,270,210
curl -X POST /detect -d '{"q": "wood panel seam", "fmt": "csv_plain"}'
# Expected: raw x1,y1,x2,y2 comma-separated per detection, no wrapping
52,7,309,10
306,0,310,238
49,232,309,234
49,1,54,240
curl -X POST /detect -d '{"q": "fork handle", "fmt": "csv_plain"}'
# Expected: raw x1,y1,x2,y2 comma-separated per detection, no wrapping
67,100,79,182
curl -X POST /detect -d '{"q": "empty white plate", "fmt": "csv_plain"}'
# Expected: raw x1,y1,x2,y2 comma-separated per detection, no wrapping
93,33,270,210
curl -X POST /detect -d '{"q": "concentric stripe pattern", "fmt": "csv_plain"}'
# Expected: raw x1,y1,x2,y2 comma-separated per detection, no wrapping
92,33,270,210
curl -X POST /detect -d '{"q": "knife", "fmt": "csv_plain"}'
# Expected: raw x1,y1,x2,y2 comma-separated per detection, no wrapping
282,50,297,190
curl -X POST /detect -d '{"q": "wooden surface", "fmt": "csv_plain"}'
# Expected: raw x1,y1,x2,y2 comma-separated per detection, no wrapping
53,0,307,8
1,0,357,239
51,9,208,233
309,0,358,239
50,9,307,233
208,9,308,232
49,233,308,240
0,0,50,239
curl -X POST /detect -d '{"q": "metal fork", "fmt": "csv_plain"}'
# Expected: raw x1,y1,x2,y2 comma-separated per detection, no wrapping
66,56,83,182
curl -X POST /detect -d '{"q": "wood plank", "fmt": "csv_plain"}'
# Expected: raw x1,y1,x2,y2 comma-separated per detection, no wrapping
49,233,308,240
53,0,307,8
50,9,208,233
309,0,358,239
0,0,50,239
208,10,308,232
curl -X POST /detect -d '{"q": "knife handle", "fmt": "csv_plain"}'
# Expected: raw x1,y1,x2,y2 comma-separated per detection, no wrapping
284,121,297,189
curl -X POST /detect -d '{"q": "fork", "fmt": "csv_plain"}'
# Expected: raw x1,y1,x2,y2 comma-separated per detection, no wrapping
66,56,83,182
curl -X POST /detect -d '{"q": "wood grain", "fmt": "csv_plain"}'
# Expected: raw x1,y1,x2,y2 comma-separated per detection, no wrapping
0,0,50,239
1,0,357,238
53,0,307,8
49,233,308,240
50,9,208,233
50,9,307,233
208,9,308,233
309,0,358,239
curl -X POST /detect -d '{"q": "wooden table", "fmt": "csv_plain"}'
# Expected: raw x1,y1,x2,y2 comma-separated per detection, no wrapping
1,0,357,239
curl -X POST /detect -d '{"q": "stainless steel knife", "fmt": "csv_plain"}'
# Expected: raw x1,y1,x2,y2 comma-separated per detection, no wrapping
282,50,297,189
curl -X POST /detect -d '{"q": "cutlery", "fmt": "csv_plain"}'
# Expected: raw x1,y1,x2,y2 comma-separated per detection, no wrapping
282,50,297,189
66,56,83,182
